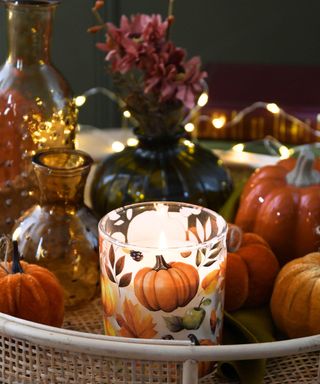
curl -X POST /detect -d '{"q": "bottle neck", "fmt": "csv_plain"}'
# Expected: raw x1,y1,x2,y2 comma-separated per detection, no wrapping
33,149,93,206
36,171,88,206
5,2,56,66
134,127,185,150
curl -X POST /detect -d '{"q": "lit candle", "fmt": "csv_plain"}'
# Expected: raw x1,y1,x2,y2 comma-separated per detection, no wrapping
99,201,227,344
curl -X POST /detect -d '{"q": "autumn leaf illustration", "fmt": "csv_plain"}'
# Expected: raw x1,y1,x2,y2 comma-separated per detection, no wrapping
116,298,157,338
104,318,117,336
109,245,115,268
210,309,217,333
202,269,220,294
180,251,192,258
101,275,117,316
105,244,132,288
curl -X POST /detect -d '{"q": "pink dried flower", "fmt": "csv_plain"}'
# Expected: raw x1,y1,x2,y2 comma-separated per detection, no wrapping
93,8,207,120
176,57,207,109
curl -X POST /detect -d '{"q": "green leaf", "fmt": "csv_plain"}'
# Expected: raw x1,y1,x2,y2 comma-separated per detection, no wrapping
219,177,248,223
201,298,212,306
163,316,184,332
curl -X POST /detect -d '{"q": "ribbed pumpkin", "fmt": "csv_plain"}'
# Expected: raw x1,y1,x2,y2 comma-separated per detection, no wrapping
134,255,199,312
225,225,280,312
270,252,320,338
0,241,64,327
235,150,320,265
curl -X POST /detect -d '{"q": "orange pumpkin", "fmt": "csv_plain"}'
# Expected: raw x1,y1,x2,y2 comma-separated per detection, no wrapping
188,334,215,378
271,252,320,338
198,339,215,378
0,241,64,327
235,150,320,265
225,225,280,312
134,255,199,312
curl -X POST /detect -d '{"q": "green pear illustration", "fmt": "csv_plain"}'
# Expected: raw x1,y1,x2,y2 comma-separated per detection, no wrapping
182,297,211,330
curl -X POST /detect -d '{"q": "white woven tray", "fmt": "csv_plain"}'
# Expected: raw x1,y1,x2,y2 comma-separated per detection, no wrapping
0,298,319,384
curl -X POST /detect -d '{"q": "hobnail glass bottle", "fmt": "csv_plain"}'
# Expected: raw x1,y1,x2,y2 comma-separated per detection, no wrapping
12,148,99,308
0,0,77,234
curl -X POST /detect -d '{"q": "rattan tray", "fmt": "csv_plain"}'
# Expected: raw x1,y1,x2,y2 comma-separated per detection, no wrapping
0,298,319,384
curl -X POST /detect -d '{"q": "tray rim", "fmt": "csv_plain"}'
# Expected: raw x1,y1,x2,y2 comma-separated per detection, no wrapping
0,312,319,362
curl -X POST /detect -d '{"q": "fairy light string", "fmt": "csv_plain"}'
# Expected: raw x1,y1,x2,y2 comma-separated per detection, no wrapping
75,86,319,159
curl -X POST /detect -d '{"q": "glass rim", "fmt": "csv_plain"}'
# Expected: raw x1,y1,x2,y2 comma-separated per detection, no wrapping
32,148,93,174
2,0,60,7
98,201,227,252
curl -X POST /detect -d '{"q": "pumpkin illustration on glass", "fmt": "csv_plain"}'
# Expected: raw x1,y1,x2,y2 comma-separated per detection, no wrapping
134,255,199,312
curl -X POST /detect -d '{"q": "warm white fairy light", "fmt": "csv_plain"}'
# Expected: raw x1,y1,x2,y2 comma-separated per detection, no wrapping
266,103,280,114
112,141,125,152
123,110,131,118
232,143,245,153
183,139,195,148
212,115,226,129
74,95,86,107
127,137,139,146
197,92,209,107
74,86,320,159
279,145,293,159
184,122,195,132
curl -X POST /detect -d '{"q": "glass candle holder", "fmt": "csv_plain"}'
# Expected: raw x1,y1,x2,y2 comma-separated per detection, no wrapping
99,201,227,344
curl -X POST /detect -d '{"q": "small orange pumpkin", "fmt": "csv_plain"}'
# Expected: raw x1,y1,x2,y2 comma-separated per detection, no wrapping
188,334,215,378
271,252,320,338
0,240,64,327
198,339,215,378
225,225,280,312
235,151,320,265
134,255,199,312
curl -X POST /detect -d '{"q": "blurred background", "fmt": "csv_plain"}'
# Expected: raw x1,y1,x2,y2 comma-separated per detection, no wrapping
1,0,320,129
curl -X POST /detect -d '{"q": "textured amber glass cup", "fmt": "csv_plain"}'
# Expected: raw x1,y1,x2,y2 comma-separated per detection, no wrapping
99,201,227,344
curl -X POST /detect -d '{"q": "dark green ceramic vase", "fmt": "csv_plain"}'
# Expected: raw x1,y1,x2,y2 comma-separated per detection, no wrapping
90,130,233,217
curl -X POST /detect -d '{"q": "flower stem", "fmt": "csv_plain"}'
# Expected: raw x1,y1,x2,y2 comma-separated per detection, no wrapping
92,7,108,31
168,0,175,18
166,0,175,41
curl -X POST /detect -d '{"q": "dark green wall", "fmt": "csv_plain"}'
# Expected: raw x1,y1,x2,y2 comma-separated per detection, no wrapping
121,0,320,65
1,0,320,127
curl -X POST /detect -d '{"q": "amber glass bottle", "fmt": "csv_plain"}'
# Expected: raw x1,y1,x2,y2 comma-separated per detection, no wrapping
12,149,99,308
0,0,77,234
